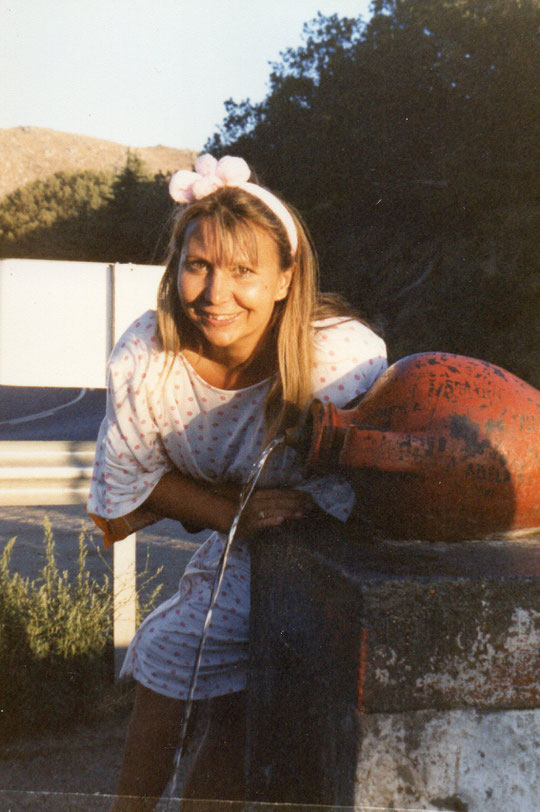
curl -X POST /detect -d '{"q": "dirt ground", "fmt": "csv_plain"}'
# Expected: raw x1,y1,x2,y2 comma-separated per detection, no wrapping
0,707,212,810
0,711,131,810
0,505,208,811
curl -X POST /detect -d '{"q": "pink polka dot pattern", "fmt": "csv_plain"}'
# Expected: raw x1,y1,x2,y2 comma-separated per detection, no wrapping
89,310,387,699
120,533,250,700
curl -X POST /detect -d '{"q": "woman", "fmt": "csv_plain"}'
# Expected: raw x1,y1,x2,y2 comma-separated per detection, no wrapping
88,154,387,809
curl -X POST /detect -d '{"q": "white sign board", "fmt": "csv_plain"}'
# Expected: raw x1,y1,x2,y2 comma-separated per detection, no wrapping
0,259,164,387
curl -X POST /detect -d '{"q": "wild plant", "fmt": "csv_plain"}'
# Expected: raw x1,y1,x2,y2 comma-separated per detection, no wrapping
0,518,163,740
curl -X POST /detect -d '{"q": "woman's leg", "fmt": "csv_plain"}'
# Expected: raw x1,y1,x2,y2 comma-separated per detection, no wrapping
183,692,247,803
111,685,246,811
111,683,186,811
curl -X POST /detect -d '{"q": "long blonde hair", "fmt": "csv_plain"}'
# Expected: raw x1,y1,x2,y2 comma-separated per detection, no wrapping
156,183,351,436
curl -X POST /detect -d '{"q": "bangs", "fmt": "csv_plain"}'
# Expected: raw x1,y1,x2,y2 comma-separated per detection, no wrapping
191,214,261,269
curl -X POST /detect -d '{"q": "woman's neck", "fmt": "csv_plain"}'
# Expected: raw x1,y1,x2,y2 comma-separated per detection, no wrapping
182,342,277,390
182,324,278,390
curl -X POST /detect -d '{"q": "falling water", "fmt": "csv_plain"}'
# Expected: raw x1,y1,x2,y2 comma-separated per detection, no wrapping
165,434,286,807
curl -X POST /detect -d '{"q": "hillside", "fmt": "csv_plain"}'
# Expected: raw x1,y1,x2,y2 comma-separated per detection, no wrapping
0,126,197,198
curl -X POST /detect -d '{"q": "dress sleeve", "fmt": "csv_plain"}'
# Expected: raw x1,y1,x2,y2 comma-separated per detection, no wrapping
87,320,174,547
311,318,388,405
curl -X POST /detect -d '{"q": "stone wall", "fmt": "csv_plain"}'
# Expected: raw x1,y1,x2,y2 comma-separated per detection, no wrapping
246,516,540,811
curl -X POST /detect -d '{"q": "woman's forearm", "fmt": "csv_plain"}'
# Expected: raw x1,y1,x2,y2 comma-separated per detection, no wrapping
143,469,241,534
142,470,314,540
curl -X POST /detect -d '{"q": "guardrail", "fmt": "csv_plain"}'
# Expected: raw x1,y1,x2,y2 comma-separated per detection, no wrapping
0,440,136,677
0,440,95,504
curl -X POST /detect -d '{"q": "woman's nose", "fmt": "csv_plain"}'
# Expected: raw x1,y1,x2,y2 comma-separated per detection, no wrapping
205,269,231,303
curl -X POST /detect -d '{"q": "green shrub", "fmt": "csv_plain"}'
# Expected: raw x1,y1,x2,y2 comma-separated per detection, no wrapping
0,518,163,741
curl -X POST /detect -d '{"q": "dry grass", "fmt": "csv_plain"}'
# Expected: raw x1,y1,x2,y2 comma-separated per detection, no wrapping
0,126,197,199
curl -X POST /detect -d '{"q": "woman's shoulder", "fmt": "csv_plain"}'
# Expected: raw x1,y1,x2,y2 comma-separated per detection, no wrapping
311,317,387,358
110,310,158,362
310,317,387,402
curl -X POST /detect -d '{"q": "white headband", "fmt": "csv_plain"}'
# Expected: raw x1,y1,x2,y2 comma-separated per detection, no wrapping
169,154,298,255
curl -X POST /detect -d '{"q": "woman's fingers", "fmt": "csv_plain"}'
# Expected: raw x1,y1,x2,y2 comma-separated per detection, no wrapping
236,489,313,537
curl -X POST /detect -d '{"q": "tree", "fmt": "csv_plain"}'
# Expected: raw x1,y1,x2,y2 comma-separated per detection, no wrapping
105,151,172,263
0,153,175,264
206,1,540,383
0,170,114,259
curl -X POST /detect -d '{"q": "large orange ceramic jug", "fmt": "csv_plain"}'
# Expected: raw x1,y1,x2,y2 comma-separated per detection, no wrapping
304,352,540,541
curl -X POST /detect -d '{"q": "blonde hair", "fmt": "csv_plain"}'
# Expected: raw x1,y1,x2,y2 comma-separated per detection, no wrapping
156,184,351,437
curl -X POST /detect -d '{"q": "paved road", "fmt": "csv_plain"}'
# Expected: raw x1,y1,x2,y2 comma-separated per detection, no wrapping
0,385,206,598
0,385,106,440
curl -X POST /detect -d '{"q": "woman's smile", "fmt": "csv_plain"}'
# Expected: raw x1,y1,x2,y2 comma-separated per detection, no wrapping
198,311,243,324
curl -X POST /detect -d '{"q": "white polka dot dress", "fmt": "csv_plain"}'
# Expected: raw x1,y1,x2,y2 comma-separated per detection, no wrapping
88,310,387,699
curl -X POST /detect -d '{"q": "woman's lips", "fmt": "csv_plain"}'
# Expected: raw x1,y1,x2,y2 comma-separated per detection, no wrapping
198,311,242,326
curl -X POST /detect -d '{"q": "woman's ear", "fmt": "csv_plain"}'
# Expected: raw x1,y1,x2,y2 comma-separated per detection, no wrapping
275,265,294,302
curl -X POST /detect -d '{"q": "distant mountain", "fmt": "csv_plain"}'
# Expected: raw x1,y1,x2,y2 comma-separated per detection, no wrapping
0,126,197,199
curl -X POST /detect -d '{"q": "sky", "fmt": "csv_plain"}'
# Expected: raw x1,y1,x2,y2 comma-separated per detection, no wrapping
1,0,372,152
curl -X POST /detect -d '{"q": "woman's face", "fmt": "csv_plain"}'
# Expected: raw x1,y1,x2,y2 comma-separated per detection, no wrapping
177,219,293,363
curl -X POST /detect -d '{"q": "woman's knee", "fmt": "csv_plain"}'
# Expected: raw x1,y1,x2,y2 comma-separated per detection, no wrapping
129,683,186,745
207,691,246,749
210,691,246,723
184,692,247,801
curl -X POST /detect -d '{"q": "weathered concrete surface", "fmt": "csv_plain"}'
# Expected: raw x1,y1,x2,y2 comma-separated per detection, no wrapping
359,571,540,712
356,708,540,811
247,516,540,810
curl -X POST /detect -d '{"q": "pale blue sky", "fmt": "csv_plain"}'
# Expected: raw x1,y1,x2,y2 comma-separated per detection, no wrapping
1,0,372,151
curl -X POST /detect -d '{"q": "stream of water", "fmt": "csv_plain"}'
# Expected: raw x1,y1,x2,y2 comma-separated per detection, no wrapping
165,434,286,806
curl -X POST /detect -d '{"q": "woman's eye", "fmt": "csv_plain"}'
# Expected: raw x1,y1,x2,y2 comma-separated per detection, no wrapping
236,266,253,277
186,259,208,272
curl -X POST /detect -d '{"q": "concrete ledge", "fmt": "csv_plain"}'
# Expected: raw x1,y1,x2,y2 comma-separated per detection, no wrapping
247,517,540,809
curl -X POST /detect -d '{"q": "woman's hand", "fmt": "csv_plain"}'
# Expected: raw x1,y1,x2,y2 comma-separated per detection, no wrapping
235,488,314,538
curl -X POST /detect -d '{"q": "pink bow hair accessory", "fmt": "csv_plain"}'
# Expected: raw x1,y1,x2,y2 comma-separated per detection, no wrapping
169,155,251,204
169,154,298,254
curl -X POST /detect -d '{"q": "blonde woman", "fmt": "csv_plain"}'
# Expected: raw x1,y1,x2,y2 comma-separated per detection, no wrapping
88,154,387,809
